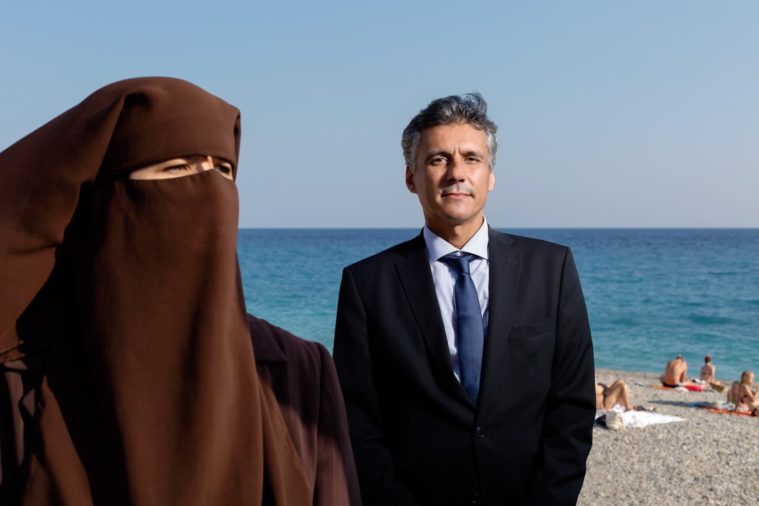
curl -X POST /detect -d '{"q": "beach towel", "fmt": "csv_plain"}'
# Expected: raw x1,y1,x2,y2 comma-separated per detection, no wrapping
705,408,757,417
595,408,684,429
620,410,684,428
689,401,759,417
653,384,703,392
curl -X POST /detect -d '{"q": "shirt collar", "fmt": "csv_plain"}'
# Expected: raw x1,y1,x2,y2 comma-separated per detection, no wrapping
423,217,489,262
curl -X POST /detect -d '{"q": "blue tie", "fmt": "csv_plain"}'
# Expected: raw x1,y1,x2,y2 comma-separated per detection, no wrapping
440,252,484,402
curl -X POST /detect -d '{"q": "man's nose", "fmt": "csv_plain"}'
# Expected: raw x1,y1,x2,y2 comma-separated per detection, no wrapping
446,156,466,181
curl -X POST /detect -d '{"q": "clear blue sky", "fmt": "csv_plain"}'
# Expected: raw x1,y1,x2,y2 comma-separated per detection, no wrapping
2,1,757,227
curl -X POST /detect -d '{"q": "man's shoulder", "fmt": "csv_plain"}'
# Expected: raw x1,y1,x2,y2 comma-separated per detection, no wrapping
490,229,570,258
344,234,423,274
342,230,572,273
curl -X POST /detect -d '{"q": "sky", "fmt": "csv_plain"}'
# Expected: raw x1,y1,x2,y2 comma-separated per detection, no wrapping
2,1,757,228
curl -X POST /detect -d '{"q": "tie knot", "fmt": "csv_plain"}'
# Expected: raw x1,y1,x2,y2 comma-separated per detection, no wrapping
439,252,478,275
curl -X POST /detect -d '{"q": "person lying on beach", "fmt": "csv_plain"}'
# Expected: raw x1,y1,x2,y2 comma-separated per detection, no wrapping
596,380,633,411
727,370,759,415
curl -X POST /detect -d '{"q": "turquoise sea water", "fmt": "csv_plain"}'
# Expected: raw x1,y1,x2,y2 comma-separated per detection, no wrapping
239,229,759,381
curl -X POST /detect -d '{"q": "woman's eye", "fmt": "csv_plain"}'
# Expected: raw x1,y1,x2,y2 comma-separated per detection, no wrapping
216,165,233,175
164,164,192,173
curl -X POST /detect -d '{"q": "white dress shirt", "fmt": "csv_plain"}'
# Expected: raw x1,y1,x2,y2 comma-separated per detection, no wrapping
423,219,490,381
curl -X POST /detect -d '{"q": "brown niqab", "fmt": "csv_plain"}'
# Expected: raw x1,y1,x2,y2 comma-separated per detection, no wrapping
0,77,311,504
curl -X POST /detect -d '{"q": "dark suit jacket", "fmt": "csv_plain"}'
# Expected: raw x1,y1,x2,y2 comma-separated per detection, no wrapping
333,229,595,506
247,314,362,506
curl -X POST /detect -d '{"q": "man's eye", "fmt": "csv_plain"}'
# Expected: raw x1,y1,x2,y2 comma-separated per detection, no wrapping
466,156,481,163
429,157,446,165
216,164,233,175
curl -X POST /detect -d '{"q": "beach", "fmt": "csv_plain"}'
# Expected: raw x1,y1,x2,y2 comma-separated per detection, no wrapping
579,369,759,505
235,228,759,503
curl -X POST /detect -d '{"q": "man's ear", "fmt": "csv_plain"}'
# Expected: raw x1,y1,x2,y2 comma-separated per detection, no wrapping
488,170,495,192
405,165,417,193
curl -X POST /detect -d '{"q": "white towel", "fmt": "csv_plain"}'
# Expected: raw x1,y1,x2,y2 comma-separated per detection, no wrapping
618,409,684,428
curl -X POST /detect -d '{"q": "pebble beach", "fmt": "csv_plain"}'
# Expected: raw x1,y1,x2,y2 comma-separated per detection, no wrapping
579,369,759,505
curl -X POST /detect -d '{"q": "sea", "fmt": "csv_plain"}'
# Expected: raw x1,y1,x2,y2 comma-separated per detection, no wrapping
238,228,759,381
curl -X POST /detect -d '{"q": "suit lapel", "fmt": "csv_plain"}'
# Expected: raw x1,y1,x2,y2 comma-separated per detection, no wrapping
478,228,521,409
395,234,472,407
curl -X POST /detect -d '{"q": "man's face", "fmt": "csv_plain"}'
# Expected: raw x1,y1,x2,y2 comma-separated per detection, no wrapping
406,122,495,234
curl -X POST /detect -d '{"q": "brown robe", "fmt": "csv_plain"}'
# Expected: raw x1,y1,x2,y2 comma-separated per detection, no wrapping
248,315,361,506
0,77,311,505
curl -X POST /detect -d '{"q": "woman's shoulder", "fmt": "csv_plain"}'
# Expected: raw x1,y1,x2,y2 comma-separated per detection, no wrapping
246,313,328,367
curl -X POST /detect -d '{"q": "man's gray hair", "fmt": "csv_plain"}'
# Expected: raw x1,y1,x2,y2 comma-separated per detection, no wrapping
401,92,498,171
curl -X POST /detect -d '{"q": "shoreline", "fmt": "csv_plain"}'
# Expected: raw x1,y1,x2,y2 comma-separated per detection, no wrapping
579,368,758,505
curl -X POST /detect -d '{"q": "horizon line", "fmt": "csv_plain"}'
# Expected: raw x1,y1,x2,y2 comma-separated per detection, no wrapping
238,226,759,230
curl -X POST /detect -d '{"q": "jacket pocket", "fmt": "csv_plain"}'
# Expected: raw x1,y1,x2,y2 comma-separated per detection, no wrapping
507,317,553,341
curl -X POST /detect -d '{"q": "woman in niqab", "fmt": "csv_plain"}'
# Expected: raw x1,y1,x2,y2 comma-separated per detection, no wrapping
0,77,314,505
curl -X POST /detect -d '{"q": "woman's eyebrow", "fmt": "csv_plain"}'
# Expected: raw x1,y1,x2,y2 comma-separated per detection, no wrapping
153,158,191,168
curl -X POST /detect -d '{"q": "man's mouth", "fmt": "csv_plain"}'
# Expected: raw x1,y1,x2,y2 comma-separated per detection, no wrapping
441,191,472,198
441,184,474,198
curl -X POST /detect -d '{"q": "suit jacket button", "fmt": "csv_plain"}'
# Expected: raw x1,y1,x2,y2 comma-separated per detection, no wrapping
475,426,485,438
472,491,479,504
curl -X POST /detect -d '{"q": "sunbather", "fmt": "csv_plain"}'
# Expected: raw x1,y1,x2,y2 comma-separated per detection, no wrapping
727,370,759,415
596,380,633,411
699,354,727,392
661,355,688,387
660,355,701,388
700,355,717,383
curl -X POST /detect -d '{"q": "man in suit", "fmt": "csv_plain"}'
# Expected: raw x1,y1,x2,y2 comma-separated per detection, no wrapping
333,93,595,505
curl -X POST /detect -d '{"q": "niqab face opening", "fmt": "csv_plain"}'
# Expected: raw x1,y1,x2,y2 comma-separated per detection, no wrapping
0,77,311,505
128,155,234,180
